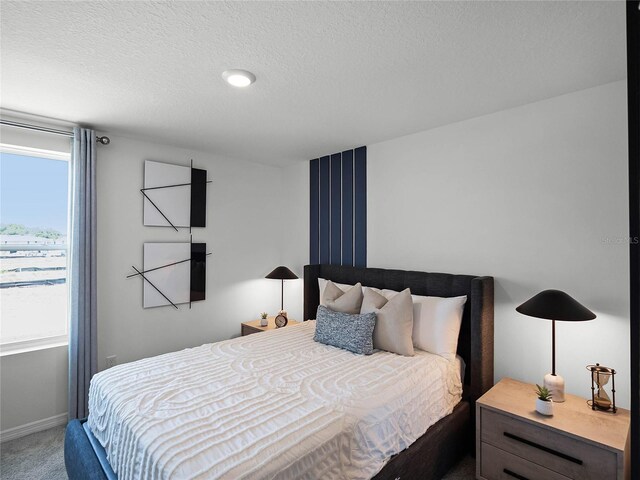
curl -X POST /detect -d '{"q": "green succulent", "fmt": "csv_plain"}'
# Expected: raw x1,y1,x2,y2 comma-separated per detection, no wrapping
535,384,552,401
260,312,268,319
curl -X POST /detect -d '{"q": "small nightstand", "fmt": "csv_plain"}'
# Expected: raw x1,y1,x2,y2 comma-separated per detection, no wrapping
476,377,630,480
241,317,300,336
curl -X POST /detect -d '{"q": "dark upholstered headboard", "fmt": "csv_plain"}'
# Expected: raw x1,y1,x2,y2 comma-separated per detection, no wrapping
303,264,494,404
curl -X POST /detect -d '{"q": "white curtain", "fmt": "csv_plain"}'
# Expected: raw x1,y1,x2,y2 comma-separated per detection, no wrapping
68,127,97,419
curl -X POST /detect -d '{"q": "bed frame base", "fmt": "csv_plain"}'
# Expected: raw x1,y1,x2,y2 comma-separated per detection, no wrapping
373,400,470,480
65,419,109,480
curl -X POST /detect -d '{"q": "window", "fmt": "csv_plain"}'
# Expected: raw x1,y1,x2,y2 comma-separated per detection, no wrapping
0,143,70,354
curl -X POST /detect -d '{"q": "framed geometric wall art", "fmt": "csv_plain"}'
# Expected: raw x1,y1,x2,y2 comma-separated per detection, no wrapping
142,160,209,231
128,241,208,309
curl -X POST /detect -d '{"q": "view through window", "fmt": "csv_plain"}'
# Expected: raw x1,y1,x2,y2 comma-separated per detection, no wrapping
0,149,69,352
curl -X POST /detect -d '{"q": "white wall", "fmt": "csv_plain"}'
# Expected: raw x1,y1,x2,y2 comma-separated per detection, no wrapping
367,81,630,406
279,161,310,321
96,135,291,369
0,346,68,432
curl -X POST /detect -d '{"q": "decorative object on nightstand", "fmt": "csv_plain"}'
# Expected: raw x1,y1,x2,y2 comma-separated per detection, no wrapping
476,378,630,480
265,266,298,310
241,317,300,336
274,310,288,328
534,384,553,416
587,363,617,413
260,312,268,327
516,289,596,402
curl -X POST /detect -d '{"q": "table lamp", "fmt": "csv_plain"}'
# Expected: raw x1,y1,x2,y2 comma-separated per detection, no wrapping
265,266,298,311
516,289,596,402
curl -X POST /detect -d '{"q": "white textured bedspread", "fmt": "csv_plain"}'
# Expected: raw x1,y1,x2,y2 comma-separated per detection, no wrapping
87,321,462,480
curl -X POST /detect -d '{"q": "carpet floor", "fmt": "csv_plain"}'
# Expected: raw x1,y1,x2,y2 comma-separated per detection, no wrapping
1,425,66,480
0,425,475,479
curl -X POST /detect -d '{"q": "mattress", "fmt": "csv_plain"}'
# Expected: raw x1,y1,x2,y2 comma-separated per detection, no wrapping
87,321,463,480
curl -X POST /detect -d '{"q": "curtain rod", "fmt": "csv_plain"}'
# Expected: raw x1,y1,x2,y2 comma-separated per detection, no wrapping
0,119,110,145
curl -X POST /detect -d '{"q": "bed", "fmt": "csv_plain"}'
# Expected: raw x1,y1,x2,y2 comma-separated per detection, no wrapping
65,264,494,480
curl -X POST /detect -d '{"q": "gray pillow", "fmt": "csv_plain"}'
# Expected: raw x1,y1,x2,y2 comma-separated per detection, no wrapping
314,305,376,355
322,280,363,314
361,287,415,356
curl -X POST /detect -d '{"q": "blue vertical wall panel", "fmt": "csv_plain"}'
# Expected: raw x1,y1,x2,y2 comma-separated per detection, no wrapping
330,153,342,265
319,156,331,264
354,146,367,267
309,159,320,264
310,147,365,267
341,150,354,266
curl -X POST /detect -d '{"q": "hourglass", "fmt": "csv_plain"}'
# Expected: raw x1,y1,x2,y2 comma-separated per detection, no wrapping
586,364,617,413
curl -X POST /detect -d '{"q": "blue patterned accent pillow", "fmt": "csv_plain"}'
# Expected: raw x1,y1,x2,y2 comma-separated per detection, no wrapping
314,305,376,355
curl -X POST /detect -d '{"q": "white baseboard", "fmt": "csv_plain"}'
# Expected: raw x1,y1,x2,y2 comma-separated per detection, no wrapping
0,412,68,443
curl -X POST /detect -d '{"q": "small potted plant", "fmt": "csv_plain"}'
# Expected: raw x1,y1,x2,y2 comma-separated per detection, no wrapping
534,384,553,416
260,312,268,327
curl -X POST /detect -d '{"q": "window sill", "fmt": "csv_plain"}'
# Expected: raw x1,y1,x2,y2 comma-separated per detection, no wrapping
0,335,68,356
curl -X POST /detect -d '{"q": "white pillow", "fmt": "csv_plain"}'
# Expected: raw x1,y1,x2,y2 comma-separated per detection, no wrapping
318,278,357,306
381,289,467,359
411,295,467,358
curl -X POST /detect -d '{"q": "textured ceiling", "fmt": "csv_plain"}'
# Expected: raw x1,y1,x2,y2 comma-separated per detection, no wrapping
0,1,626,166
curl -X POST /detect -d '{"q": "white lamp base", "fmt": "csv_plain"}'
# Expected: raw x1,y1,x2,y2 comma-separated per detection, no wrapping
544,373,565,403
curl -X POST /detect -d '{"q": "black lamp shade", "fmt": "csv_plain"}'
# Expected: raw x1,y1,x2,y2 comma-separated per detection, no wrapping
516,289,596,321
266,266,298,311
265,266,298,280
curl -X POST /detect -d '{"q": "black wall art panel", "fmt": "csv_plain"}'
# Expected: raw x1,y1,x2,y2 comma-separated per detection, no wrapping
190,242,206,302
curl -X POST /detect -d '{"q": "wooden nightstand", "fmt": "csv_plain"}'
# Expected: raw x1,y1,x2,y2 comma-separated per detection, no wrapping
476,378,630,480
241,317,300,336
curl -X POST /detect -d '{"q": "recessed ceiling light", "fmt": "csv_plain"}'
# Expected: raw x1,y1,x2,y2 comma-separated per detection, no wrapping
222,69,256,88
